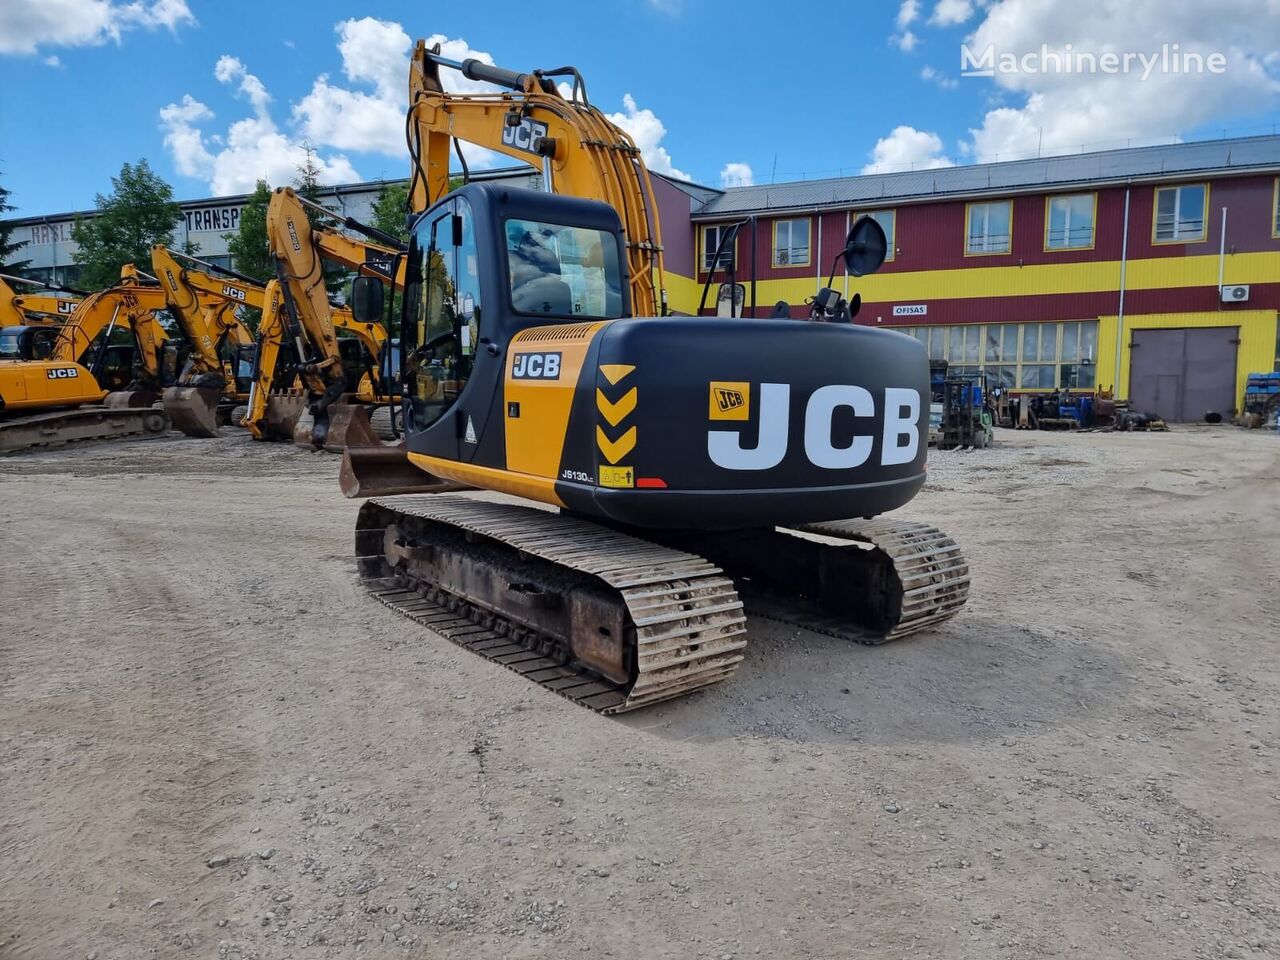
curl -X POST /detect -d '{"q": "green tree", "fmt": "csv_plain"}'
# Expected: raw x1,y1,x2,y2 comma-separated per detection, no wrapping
370,181,411,245
71,160,182,290
0,174,30,275
224,179,272,283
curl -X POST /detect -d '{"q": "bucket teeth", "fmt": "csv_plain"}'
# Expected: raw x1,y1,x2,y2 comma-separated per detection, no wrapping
162,385,222,438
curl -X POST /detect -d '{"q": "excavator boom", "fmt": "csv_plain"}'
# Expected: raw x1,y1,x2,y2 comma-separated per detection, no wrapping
407,42,666,317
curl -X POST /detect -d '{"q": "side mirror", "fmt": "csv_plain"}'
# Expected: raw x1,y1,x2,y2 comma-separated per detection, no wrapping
350,275,384,325
843,216,888,277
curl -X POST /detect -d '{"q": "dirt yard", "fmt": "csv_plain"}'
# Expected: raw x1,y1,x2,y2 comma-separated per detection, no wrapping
1,426,1277,959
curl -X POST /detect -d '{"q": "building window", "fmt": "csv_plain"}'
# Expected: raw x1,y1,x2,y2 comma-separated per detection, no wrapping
902,320,1098,390
866,210,896,261
1273,178,1280,239
1153,183,1207,243
1046,194,1096,250
966,201,1012,255
772,218,810,267
702,224,736,272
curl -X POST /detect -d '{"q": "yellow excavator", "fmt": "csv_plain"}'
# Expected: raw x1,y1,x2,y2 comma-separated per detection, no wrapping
0,273,83,361
0,268,173,452
262,186,403,448
149,246,262,436
337,42,969,713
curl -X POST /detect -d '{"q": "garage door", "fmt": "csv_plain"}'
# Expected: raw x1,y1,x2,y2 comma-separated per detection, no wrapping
1129,327,1238,422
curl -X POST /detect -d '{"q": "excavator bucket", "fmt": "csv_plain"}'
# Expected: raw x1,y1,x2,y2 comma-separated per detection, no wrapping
263,390,307,441
162,385,222,438
321,403,381,453
102,389,159,410
338,442,471,499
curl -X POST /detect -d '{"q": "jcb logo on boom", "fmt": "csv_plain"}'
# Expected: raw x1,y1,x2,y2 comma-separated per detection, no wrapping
501,117,549,156
46,367,78,380
57,301,76,314
707,383,921,470
221,285,246,302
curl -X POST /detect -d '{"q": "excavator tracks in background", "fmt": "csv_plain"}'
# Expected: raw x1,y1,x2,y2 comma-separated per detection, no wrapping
356,495,748,713
355,495,970,713
0,404,169,455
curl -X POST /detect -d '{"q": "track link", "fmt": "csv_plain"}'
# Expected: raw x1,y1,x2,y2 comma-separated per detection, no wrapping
760,518,970,644
0,407,170,454
356,495,747,713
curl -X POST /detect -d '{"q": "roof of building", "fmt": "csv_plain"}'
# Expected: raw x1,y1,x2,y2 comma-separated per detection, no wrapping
694,135,1280,219
4,166,538,226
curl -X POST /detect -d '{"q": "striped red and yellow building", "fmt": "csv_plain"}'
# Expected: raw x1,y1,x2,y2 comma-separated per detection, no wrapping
655,136,1280,420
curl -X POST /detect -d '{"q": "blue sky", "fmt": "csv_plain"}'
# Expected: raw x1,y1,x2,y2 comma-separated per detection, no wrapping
2,0,1279,217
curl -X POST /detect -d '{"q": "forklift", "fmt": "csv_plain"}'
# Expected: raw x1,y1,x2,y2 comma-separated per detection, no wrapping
939,371,995,450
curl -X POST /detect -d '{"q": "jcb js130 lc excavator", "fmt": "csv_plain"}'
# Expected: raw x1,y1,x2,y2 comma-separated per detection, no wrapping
342,44,970,713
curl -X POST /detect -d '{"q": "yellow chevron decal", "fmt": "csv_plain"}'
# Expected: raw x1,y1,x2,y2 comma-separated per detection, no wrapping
595,386,637,427
599,363,635,386
596,425,637,464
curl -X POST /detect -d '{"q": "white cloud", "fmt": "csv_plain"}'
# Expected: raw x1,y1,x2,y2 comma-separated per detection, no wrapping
962,0,1280,162
896,0,920,29
606,94,690,180
161,20,693,194
862,125,954,173
921,64,958,89
42,54,61,67
720,162,754,188
159,94,215,177
160,58,359,195
928,0,973,27
0,0,193,56
894,30,919,53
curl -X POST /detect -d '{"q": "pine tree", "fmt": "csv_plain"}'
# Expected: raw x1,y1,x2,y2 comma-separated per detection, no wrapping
0,175,30,275
293,144,344,294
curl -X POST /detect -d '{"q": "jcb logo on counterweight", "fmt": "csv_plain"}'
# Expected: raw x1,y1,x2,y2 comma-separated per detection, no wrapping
708,382,922,471
709,381,750,421
46,367,79,379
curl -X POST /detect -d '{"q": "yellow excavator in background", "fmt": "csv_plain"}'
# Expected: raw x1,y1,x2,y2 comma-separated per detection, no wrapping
335,42,970,715
263,186,403,448
0,274,84,362
0,268,173,452
149,246,261,436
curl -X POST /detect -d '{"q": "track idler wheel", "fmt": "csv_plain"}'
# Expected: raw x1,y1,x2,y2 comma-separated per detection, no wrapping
162,385,223,438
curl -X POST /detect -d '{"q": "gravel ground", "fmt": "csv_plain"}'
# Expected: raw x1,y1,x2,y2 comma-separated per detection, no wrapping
1,426,1277,959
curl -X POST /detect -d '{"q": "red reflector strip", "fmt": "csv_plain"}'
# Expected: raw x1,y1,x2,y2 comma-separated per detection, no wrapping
635,477,667,489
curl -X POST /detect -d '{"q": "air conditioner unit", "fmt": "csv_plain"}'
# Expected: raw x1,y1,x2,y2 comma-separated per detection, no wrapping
1221,284,1250,303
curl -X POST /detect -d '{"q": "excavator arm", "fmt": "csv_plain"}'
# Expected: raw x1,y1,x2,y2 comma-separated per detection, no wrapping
51,269,171,389
264,186,398,448
406,42,667,316
150,246,267,436
1,274,81,327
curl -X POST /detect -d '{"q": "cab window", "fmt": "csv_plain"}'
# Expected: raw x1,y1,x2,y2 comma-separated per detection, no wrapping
504,219,623,319
403,197,482,432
